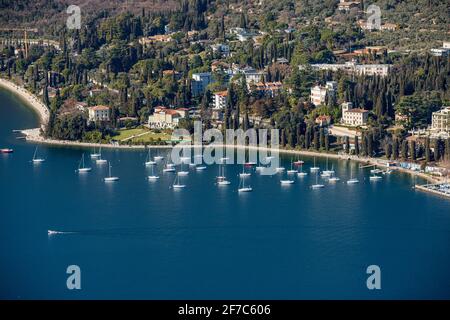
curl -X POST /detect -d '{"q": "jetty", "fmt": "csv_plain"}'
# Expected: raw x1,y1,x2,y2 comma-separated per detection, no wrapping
415,183,450,199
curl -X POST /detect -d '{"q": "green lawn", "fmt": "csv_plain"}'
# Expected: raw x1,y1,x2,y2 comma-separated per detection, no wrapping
131,131,173,143
114,128,187,144
114,128,148,141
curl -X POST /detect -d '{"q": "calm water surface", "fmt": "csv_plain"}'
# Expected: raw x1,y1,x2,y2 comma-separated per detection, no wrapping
1,87,450,299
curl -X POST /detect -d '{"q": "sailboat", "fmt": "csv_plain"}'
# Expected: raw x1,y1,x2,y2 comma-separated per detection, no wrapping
177,162,189,176
293,156,304,166
280,171,295,185
369,172,382,181
239,164,251,178
217,165,230,185
287,158,297,174
217,163,225,180
238,175,252,192
322,157,334,176
104,163,119,182
32,146,45,163
328,171,340,182
163,156,176,172
311,171,325,189
172,173,186,189
77,153,92,173
297,163,308,177
276,166,285,173
147,164,160,180
346,168,359,184
310,157,320,172
90,147,101,158
96,147,107,165
144,149,156,166
154,150,164,161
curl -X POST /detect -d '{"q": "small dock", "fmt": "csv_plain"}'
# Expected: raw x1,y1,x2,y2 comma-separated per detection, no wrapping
359,163,376,169
415,183,450,199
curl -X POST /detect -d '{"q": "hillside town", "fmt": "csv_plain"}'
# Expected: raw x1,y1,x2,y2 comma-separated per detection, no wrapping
0,0,449,177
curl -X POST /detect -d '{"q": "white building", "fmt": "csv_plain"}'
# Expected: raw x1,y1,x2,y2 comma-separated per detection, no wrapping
337,1,360,12
310,81,337,106
211,44,230,57
431,106,450,132
191,73,212,96
148,107,187,129
242,67,265,84
213,91,228,109
88,105,110,122
230,27,258,42
341,102,369,126
303,61,391,77
431,41,450,57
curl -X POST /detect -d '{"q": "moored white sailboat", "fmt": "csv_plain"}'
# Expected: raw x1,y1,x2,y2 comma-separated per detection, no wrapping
297,163,308,177
287,158,297,174
77,153,92,173
90,147,101,158
346,169,359,184
369,172,382,181
147,164,160,180
145,149,156,166
104,163,119,182
172,173,186,189
32,146,45,163
239,164,251,177
217,165,230,185
311,171,324,189
177,162,189,176
96,148,107,165
310,157,319,172
238,174,252,192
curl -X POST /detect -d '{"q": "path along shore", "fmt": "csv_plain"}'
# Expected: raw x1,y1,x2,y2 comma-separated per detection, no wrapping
1,78,443,186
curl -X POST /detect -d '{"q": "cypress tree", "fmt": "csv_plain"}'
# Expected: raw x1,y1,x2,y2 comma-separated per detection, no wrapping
425,137,431,162
410,140,416,161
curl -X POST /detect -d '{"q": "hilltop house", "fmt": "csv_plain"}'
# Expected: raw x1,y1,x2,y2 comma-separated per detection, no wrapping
147,107,188,129
310,81,337,106
341,102,369,126
88,105,110,123
251,82,283,97
337,0,361,12
211,43,230,57
302,61,391,77
431,106,450,133
213,91,228,109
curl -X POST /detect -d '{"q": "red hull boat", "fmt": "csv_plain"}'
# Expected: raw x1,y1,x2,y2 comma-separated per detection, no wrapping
0,149,14,154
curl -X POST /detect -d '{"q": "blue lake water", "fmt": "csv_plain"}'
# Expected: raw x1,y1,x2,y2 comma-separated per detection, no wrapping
1,87,450,299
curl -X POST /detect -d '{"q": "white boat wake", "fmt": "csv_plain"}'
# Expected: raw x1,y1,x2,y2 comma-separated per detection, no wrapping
47,230,77,235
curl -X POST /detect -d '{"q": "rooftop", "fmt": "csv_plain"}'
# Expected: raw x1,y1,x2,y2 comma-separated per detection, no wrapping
88,105,110,111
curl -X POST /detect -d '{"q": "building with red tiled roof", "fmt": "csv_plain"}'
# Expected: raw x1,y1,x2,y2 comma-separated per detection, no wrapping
213,91,228,109
88,105,110,122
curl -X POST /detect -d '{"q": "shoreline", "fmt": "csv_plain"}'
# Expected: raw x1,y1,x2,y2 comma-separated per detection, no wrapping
1,78,442,186
0,78,49,125
20,129,441,184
